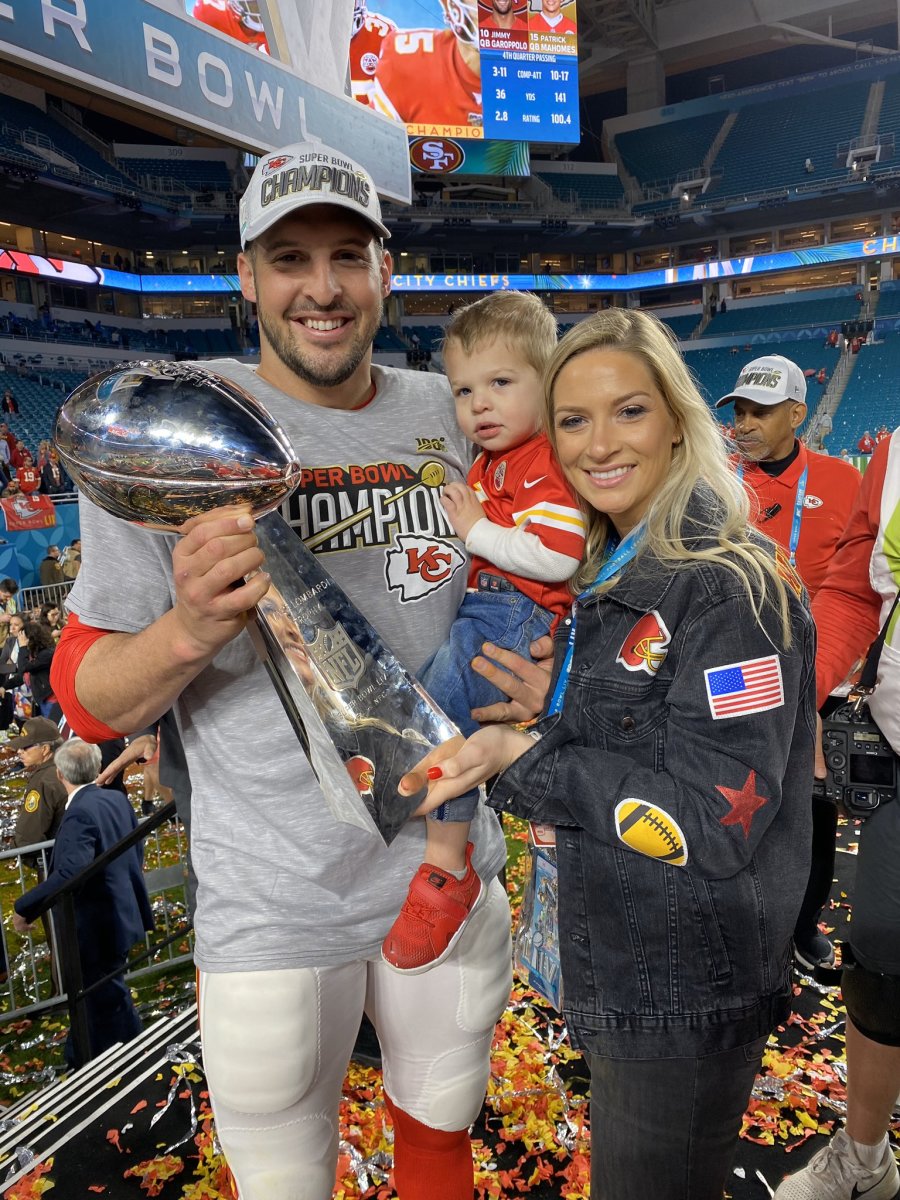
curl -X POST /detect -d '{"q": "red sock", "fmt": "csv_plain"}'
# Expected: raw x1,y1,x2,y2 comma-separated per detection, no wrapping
385,1093,474,1199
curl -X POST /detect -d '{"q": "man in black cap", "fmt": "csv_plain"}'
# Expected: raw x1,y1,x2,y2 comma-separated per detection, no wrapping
11,717,67,851
10,716,66,984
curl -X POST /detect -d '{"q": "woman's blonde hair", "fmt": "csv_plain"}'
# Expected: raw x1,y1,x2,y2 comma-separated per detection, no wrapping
544,309,793,644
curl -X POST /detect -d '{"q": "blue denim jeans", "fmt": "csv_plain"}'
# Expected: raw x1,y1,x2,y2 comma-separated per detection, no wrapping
588,1035,768,1199
419,587,554,823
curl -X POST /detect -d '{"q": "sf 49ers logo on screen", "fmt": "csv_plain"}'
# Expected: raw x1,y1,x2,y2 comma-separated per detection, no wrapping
616,610,672,676
385,534,466,602
409,138,466,173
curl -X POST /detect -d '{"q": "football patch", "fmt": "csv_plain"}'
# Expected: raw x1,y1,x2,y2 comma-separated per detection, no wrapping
614,799,687,866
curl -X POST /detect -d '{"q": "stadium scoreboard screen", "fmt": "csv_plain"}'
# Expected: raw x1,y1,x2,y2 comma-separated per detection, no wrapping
351,0,580,145
483,54,576,141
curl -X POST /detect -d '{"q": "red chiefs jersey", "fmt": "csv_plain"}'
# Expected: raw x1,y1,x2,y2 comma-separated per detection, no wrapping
350,12,397,103
16,466,39,494
530,11,576,33
370,29,482,129
191,0,268,51
468,434,585,620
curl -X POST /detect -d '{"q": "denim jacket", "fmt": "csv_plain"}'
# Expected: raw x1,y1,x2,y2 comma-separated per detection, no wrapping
490,509,817,1058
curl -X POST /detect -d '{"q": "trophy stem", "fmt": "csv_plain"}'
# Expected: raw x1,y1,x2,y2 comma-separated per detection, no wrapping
245,512,466,845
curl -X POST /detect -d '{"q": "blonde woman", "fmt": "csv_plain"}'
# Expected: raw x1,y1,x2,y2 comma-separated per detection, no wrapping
402,309,816,1200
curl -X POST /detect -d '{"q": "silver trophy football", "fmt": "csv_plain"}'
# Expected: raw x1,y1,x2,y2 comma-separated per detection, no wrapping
53,360,469,844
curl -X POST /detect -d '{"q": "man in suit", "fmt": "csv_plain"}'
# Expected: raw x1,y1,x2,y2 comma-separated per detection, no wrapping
13,738,154,1067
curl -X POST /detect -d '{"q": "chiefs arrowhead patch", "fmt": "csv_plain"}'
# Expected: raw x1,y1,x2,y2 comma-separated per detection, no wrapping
616,610,672,676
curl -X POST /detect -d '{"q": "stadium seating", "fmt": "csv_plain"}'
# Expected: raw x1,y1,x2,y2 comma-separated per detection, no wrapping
373,326,407,352
703,81,870,203
535,172,626,209
402,325,445,352
703,293,861,337
684,339,837,422
875,280,900,318
824,333,900,451
121,157,233,191
657,312,702,340
615,112,726,187
1,96,137,193
0,369,75,447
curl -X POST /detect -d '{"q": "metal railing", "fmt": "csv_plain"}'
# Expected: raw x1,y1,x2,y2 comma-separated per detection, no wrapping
0,804,193,1063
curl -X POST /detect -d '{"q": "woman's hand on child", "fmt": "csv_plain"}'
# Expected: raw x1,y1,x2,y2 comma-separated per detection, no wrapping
470,636,554,725
440,482,484,541
399,726,535,815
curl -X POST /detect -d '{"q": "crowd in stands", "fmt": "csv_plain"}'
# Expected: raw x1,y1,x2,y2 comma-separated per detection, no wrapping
0,415,73,498
0,556,77,727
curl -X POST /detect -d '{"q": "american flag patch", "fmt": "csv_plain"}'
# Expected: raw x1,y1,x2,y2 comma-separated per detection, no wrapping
704,655,784,720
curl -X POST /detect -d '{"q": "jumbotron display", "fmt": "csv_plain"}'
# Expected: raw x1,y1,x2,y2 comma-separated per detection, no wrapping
350,0,580,143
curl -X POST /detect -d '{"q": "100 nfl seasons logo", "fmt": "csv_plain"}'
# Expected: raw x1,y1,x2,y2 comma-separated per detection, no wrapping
409,138,466,174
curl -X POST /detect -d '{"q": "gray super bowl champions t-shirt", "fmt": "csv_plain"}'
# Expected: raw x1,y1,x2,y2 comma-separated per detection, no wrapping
68,362,507,972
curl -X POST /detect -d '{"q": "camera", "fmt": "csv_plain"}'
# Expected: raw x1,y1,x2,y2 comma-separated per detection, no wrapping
813,700,899,817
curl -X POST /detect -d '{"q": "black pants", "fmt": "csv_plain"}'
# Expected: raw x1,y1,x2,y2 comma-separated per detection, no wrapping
793,792,838,941
793,695,842,943
588,1036,768,1199
65,936,142,1068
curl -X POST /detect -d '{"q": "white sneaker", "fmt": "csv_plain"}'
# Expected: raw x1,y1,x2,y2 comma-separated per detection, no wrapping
774,1129,899,1199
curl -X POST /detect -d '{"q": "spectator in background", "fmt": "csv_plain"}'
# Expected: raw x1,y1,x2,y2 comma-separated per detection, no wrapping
0,423,16,458
39,603,64,641
709,294,718,317
0,621,58,718
13,738,154,1068
60,539,81,581
876,425,891,444
39,450,72,497
0,612,25,727
9,716,67,987
0,434,10,484
1,389,18,415
826,329,840,349
719,297,727,314
858,430,875,454
816,367,828,386
0,578,19,632
16,453,39,495
36,441,51,471
840,448,851,461
39,546,65,587
9,440,27,471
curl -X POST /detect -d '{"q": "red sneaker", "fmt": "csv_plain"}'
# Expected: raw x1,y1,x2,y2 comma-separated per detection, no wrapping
382,842,484,974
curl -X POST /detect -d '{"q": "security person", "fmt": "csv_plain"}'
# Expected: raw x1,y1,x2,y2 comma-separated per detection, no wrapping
11,716,67,853
774,430,900,1200
10,716,66,982
717,355,861,971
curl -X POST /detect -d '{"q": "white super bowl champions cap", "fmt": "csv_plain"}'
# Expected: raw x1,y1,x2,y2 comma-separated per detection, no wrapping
239,142,391,248
715,354,808,408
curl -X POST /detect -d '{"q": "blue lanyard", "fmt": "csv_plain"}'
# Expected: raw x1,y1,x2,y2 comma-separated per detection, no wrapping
738,462,808,567
548,525,644,716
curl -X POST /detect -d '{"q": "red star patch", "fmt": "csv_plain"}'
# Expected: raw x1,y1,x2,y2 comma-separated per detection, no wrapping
715,769,768,838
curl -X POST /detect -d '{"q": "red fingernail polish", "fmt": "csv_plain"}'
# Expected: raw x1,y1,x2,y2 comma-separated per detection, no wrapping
427,766,444,781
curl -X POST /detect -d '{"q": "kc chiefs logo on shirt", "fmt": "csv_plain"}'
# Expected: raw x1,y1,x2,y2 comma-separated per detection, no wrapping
616,611,672,675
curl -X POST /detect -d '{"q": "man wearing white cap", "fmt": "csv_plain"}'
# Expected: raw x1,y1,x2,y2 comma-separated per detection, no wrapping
717,354,861,973
50,142,547,1200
